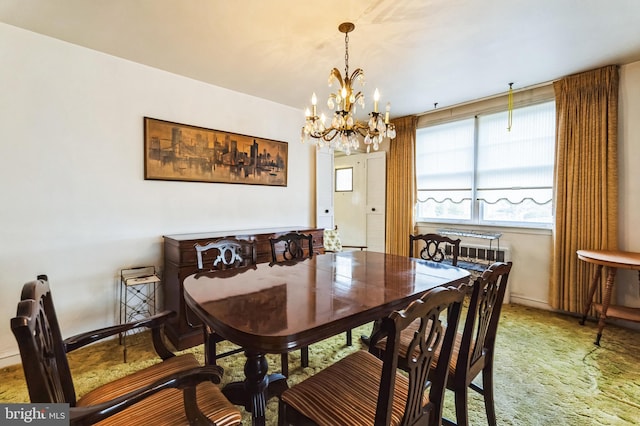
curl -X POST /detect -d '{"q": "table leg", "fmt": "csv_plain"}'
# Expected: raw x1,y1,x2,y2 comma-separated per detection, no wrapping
360,318,382,345
221,351,288,426
580,265,603,325
594,267,617,346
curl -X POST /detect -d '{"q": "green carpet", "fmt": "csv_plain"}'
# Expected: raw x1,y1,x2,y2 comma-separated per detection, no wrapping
2,304,639,425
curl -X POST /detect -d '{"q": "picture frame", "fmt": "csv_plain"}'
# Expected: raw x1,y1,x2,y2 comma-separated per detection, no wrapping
144,117,288,186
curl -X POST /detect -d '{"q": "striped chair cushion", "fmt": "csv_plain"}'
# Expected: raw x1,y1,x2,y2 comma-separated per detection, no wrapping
281,350,429,426
77,353,241,426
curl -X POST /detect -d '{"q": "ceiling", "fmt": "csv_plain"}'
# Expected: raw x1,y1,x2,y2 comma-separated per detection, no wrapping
2,0,640,119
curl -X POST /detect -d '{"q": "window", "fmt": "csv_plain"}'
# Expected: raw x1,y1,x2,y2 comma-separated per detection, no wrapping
416,101,555,227
335,167,353,192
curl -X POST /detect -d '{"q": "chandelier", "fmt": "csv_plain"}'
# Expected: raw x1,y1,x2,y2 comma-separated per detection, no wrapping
301,22,396,155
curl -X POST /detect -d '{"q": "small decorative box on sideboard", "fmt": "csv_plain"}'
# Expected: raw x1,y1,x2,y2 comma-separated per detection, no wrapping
163,227,325,350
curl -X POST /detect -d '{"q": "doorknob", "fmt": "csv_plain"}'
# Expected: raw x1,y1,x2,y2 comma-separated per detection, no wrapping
372,207,376,212
325,209,329,213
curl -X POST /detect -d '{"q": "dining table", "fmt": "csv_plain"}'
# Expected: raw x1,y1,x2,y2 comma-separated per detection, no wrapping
183,250,471,426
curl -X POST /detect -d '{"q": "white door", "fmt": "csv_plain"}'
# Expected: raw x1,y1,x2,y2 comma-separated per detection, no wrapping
334,154,367,246
333,152,386,251
315,150,334,230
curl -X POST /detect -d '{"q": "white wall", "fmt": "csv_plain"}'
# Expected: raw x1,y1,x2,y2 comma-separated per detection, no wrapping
617,61,640,308
0,23,315,366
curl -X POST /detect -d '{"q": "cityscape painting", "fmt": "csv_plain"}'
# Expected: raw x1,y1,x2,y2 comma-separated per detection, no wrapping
144,117,288,186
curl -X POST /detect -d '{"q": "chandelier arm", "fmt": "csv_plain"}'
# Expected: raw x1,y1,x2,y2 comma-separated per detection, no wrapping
308,127,338,142
352,121,368,130
349,68,364,83
322,129,338,142
329,68,344,88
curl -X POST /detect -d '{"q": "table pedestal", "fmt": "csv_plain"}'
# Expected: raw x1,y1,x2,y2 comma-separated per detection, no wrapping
577,250,640,345
221,351,288,426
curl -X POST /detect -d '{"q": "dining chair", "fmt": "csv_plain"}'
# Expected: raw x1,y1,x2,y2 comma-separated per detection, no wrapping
11,275,241,426
410,233,461,266
269,231,314,263
360,232,463,346
278,285,465,426
375,261,513,426
322,225,367,348
441,261,512,426
194,237,257,365
268,232,314,377
195,237,257,270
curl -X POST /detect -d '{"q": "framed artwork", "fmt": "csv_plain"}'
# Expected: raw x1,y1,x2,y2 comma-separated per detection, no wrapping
144,117,288,186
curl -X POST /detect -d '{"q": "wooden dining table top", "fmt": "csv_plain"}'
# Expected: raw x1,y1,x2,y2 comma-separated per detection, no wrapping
183,250,471,354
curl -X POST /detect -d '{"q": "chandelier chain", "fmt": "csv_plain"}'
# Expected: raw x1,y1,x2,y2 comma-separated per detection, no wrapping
344,32,350,77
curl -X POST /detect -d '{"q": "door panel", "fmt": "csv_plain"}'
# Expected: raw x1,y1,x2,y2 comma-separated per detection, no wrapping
334,155,366,246
316,150,334,230
365,152,386,252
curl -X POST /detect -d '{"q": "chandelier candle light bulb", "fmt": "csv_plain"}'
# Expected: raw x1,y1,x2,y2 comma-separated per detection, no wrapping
311,92,317,117
374,89,380,113
301,22,396,155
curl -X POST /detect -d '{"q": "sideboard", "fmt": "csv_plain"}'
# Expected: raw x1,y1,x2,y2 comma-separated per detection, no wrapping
163,227,325,350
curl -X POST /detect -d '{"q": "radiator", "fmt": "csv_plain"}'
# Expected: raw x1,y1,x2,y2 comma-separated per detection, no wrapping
446,243,512,303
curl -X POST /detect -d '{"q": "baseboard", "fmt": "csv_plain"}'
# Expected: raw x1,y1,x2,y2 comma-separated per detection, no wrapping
0,352,20,369
509,293,551,310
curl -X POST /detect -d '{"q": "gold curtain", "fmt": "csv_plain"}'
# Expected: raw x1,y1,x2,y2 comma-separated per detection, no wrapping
385,115,417,255
550,65,619,313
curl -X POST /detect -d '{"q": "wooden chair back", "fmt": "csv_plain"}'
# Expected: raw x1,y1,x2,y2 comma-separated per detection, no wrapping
269,232,313,263
194,237,257,271
459,261,512,380
11,275,76,404
410,233,461,266
370,285,465,425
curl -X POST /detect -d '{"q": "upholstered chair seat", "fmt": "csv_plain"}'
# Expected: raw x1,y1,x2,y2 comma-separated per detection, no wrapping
77,353,241,426
280,350,429,426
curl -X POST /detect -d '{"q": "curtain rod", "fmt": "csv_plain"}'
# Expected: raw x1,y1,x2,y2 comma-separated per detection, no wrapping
417,80,555,117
